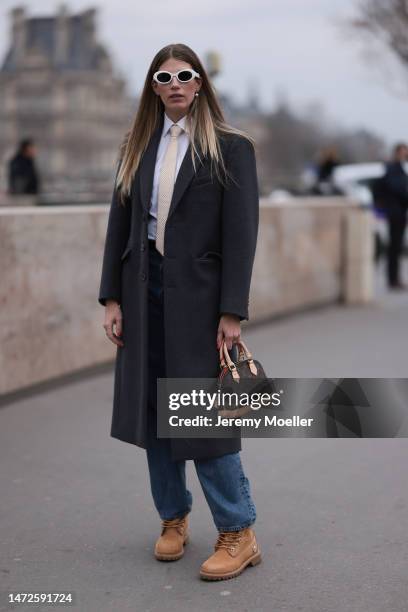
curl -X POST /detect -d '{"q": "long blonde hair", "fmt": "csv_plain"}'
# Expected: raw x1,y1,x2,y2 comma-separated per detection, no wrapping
116,43,255,205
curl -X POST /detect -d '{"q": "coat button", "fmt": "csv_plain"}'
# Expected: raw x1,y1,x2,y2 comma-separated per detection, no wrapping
141,242,146,251
141,272,146,281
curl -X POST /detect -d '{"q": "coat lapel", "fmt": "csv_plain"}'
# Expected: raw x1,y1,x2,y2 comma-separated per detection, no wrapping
167,140,203,221
138,114,164,213
138,112,204,221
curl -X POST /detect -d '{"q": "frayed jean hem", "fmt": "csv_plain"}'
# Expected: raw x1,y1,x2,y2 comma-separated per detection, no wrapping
160,506,191,522
215,518,256,533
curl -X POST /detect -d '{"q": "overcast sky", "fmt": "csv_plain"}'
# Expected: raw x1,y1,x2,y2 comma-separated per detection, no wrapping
1,0,407,148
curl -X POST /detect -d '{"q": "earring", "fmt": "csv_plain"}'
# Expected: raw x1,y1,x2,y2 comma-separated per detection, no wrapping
195,91,199,97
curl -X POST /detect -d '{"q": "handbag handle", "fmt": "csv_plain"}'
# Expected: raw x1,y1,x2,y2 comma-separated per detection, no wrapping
218,339,258,379
236,339,258,375
219,339,240,380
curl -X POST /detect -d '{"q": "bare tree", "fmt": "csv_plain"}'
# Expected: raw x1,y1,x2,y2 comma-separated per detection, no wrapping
252,101,385,195
350,1,408,73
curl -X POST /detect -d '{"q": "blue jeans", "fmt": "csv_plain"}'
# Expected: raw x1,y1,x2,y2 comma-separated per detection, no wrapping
146,239,257,532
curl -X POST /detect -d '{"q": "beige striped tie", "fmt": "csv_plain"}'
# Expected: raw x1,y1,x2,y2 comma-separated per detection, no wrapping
155,124,183,255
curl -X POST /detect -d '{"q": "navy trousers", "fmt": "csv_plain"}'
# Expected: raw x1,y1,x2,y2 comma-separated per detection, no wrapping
386,208,407,286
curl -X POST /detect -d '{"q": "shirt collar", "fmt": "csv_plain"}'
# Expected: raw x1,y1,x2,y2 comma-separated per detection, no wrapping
163,112,189,136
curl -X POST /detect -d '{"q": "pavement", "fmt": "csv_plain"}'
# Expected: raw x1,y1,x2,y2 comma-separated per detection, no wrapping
1,260,408,612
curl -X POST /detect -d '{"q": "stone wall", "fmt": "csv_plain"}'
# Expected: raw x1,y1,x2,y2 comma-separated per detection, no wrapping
0,197,372,394
252,197,373,320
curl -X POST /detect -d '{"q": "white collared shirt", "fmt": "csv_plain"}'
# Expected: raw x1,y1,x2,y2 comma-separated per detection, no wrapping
148,112,190,240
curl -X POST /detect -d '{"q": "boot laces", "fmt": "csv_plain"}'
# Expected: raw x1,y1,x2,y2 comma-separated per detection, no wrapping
215,531,244,552
161,516,186,534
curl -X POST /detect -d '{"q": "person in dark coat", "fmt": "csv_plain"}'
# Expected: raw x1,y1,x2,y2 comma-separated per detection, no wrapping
98,44,261,581
8,138,40,195
312,146,341,195
382,142,408,289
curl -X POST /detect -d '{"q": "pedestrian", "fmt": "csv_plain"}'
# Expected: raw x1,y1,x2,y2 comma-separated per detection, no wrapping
8,138,40,195
312,146,341,196
382,143,408,289
98,43,261,581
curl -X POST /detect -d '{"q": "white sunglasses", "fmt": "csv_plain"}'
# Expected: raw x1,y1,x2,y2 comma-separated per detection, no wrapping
153,69,201,85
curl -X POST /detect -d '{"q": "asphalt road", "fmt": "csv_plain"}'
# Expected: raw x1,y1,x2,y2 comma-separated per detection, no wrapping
1,263,408,612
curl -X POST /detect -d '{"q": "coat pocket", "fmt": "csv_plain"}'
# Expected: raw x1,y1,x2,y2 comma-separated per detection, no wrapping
190,180,214,192
190,169,214,189
195,250,222,262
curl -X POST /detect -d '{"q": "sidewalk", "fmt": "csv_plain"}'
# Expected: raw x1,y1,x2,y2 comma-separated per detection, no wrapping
248,258,408,378
1,261,407,612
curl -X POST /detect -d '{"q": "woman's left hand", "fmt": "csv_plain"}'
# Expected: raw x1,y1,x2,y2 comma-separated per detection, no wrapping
217,313,241,351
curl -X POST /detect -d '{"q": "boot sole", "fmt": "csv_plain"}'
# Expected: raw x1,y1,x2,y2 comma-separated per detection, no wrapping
154,535,189,561
200,550,262,581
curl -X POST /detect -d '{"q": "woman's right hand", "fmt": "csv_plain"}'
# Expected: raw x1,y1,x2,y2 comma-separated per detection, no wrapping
103,300,124,347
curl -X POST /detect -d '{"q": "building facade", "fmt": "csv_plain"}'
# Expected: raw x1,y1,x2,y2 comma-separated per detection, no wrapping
0,5,134,200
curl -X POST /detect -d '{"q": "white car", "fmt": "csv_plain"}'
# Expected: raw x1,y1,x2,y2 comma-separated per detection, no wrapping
332,161,408,205
331,162,408,258
267,188,295,203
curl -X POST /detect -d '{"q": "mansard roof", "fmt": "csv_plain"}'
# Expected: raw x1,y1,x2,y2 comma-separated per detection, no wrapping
1,9,111,72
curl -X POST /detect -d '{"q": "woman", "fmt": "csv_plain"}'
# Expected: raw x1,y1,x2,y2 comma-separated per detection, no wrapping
98,43,261,581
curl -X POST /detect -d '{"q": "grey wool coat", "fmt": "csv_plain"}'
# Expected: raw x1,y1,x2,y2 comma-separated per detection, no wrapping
98,111,259,461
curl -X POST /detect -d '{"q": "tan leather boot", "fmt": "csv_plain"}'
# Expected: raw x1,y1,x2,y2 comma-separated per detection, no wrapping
154,514,189,561
200,527,261,580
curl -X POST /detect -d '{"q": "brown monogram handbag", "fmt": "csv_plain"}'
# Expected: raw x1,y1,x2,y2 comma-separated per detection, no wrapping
214,339,274,418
